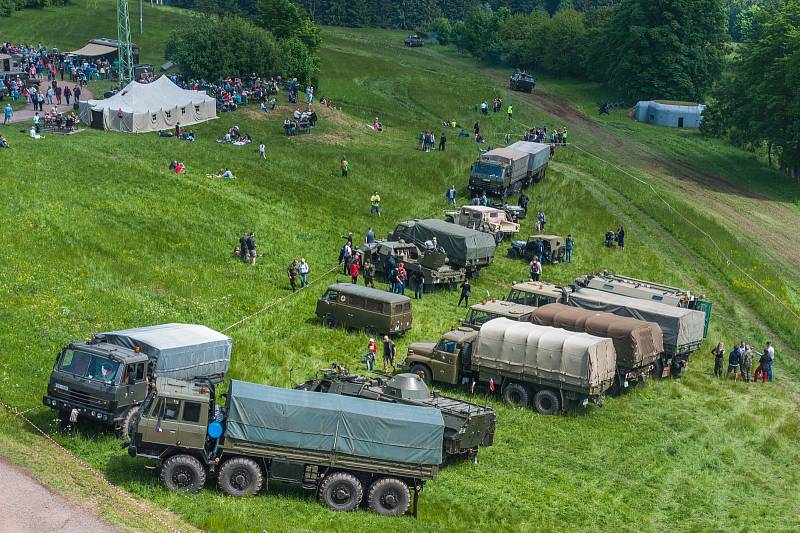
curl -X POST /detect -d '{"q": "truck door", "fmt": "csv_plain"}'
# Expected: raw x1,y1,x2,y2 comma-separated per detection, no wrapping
431,340,461,384
147,398,207,448
123,363,148,405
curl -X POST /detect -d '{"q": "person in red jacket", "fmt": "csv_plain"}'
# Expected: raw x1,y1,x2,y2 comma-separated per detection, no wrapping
349,259,360,284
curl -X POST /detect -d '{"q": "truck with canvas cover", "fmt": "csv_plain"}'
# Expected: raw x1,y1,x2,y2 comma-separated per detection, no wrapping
388,219,497,270
128,379,444,516
531,303,664,394
469,147,531,198
43,323,231,437
401,318,617,415
507,141,549,183
295,370,496,459
574,273,712,337
567,288,706,378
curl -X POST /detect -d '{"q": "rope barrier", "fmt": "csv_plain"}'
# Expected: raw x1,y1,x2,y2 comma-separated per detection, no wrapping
0,400,183,533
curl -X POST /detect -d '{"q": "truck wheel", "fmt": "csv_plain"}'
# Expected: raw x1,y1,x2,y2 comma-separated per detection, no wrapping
318,471,363,512
218,457,264,497
116,405,140,439
533,389,561,415
367,477,410,516
502,382,530,407
445,215,454,224
494,232,503,244
508,248,519,259
653,359,664,380
408,364,432,385
160,454,206,493
322,315,336,328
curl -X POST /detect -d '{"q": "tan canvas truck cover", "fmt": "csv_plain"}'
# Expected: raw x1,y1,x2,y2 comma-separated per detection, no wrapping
568,288,705,356
507,141,550,174
531,303,663,369
480,147,530,167
473,318,616,395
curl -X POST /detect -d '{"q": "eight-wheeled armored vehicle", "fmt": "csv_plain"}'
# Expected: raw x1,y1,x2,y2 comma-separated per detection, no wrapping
128,378,443,516
295,370,496,459
509,71,535,93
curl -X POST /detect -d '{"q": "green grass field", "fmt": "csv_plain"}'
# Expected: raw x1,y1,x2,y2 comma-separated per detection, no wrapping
1,8,799,533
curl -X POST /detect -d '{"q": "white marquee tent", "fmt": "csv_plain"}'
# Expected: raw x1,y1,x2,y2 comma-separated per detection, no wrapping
79,76,217,133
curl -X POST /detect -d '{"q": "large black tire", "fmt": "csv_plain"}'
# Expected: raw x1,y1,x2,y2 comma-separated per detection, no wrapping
445,215,454,224
367,478,411,516
408,363,433,386
318,471,363,512
218,457,264,497
508,247,520,259
322,315,336,328
533,389,561,415
502,382,530,407
494,232,503,245
653,359,664,380
160,454,206,493
116,405,140,439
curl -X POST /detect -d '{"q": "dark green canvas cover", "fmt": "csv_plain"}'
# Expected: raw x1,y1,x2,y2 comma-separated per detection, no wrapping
225,380,444,466
392,219,496,264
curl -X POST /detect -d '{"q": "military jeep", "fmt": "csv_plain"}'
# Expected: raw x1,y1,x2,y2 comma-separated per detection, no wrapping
444,206,520,243
508,235,565,263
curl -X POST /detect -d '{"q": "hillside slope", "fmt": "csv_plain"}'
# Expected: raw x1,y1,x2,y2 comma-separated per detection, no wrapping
0,17,798,533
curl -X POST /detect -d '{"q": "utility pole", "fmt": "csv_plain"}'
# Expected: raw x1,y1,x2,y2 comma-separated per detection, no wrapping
139,0,143,35
117,0,134,85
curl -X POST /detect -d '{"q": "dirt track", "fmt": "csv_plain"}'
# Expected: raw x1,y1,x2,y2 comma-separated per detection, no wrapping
0,458,116,533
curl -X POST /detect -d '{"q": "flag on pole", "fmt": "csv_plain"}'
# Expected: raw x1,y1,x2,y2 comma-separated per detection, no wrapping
470,378,476,394
489,378,495,392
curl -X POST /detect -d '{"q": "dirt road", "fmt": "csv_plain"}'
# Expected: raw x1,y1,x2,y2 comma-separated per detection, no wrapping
0,457,116,533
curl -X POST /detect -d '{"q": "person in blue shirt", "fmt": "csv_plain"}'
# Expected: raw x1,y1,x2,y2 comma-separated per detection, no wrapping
3,103,12,125
446,185,456,207
365,226,375,244
565,234,574,263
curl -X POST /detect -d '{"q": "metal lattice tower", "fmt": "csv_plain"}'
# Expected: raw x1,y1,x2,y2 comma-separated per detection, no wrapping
117,0,134,85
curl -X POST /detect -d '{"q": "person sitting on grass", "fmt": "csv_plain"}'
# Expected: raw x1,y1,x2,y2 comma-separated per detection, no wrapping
209,168,235,179
175,162,187,174
0,135,9,148
29,127,43,140
159,130,173,138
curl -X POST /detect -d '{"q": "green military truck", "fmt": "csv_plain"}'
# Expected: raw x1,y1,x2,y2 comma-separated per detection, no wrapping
388,219,496,270
128,378,444,516
43,323,231,436
401,318,616,414
295,371,496,460
469,142,549,198
361,240,465,291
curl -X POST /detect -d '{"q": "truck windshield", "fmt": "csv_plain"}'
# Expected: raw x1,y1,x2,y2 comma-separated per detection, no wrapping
473,162,503,181
466,310,495,326
57,349,122,385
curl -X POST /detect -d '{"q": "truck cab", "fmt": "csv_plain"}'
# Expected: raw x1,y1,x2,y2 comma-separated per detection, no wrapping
506,281,567,308
44,341,151,431
402,328,478,385
462,300,537,330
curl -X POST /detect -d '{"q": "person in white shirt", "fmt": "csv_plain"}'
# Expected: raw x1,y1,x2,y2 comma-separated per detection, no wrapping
299,258,310,288
766,342,775,381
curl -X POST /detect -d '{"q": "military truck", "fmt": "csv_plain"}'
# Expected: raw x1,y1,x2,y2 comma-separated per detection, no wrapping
404,34,424,47
509,71,535,93
43,324,231,436
128,378,443,516
444,205,520,243
388,219,496,270
401,318,616,414
361,240,464,292
295,371,496,459
574,272,713,337
508,281,706,377
469,142,549,198
462,300,537,330
507,235,565,263
507,141,550,183
316,283,412,336
531,304,664,394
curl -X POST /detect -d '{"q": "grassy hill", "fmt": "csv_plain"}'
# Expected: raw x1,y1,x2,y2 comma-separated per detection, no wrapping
1,8,799,533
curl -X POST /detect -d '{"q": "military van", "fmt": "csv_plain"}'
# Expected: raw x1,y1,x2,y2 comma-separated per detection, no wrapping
43,324,231,436
462,300,537,330
444,205,520,242
316,283,412,336
128,378,443,516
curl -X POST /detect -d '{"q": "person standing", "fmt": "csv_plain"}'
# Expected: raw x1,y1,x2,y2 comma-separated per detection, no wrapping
507,104,513,121
518,192,529,213
480,192,488,206
365,226,375,244
395,263,406,295
338,240,352,275
3,103,11,125
565,234,574,263
340,155,349,177
411,270,424,299
287,259,299,292
63,85,71,105
246,232,257,265
766,342,774,381
299,258,310,288
446,185,456,208
711,342,724,377
537,210,547,231
238,233,249,263
370,191,381,216
741,344,753,382
33,112,41,133
349,259,360,284
458,279,471,307
364,338,377,371
439,132,446,151
725,345,741,381
530,257,542,281
258,142,266,160
382,336,396,372
363,259,375,288
754,349,770,382
616,226,625,249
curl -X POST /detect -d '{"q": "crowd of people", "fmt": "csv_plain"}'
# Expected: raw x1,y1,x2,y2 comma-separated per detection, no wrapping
417,130,445,151
712,341,775,383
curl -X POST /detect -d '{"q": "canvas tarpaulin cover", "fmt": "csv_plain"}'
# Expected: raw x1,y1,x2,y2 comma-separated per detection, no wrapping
508,141,550,173
474,318,616,394
79,75,217,133
394,219,496,265
70,43,118,57
95,323,230,383
568,288,705,355
531,303,663,369
225,380,444,466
